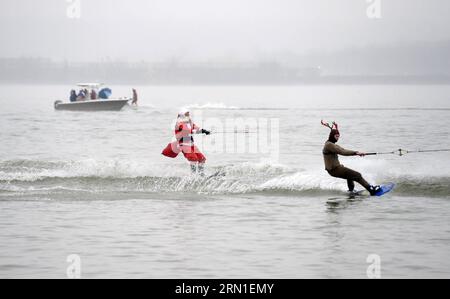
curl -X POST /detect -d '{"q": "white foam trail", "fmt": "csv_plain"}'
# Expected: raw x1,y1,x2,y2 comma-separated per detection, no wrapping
186,103,240,110
215,160,291,177
258,171,346,192
0,159,187,182
1,159,450,196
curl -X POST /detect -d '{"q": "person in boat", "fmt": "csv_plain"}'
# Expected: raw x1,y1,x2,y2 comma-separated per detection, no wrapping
77,89,86,101
132,89,138,106
70,90,77,102
162,110,211,174
321,121,380,196
90,89,97,100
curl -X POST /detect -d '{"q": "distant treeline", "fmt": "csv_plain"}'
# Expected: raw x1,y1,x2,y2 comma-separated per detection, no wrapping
1,58,449,85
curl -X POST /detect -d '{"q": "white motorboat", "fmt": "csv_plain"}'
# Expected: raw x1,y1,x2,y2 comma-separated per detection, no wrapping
54,83,131,111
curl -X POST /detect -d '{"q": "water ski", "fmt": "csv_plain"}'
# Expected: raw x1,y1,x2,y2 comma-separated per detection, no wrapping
352,183,396,198
374,183,396,197
205,170,227,180
328,183,395,203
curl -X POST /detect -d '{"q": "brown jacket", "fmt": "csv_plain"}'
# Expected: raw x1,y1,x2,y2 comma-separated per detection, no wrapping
323,141,357,171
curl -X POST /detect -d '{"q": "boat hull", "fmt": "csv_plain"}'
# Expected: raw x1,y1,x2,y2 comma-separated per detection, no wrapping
54,99,130,111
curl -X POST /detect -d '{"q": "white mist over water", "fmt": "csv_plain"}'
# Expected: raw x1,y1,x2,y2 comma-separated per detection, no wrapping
0,84,450,278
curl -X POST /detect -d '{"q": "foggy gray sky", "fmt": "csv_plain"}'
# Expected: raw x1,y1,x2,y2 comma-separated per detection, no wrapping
1,0,450,62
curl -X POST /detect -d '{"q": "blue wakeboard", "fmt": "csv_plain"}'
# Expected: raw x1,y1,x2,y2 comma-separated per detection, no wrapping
374,183,396,197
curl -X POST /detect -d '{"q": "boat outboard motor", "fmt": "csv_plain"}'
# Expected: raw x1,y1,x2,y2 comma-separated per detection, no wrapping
54,100,62,110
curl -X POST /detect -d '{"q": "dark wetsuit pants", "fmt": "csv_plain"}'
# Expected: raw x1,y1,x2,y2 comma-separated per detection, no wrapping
327,166,371,192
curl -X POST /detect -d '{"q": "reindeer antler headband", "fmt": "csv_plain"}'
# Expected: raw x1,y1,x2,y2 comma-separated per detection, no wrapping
321,120,339,131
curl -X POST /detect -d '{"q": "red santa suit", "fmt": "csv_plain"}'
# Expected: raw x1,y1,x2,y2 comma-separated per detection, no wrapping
162,116,206,164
